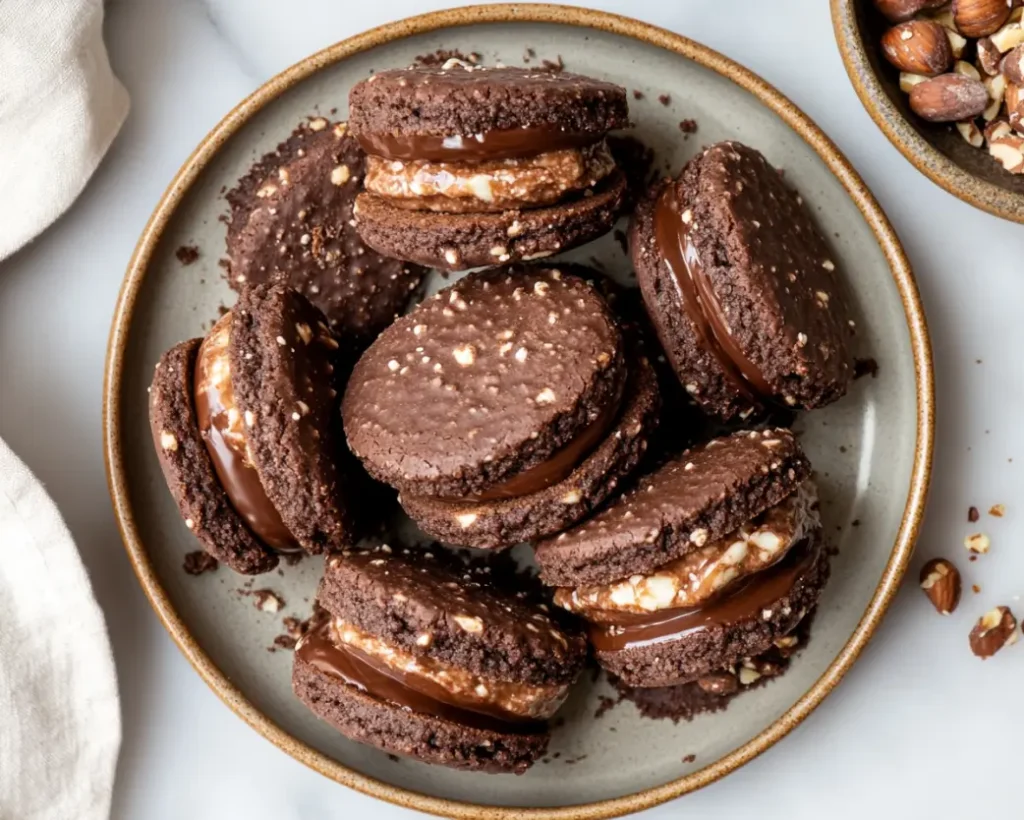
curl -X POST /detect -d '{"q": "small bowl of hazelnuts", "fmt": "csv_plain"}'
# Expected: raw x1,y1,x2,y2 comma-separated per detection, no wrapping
832,0,1024,222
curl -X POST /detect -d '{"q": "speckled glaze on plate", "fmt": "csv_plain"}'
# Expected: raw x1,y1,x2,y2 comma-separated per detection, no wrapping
832,0,1024,224
104,6,933,818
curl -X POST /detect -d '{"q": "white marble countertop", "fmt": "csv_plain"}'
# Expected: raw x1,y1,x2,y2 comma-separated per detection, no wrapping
1,0,1022,817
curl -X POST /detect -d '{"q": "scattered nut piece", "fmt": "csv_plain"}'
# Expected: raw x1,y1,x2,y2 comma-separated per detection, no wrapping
697,673,739,696
159,431,178,452
453,614,484,634
738,666,762,686
989,503,1006,517
965,532,991,553
969,606,1018,658
919,557,962,614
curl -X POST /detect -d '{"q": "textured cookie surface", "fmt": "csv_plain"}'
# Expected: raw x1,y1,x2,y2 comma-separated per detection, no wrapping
534,428,810,587
148,339,277,574
292,654,547,773
348,66,629,138
226,119,425,350
343,266,627,498
400,348,661,549
596,538,830,687
318,547,586,686
631,142,852,418
353,170,626,271
230,285,355,554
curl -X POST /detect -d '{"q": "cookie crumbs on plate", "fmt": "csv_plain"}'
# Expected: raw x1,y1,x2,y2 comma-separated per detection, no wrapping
252,589,285,613
682,754,697,763
854,357,879,379
175,244,200,266
633,89,645,99
658,93,671,106
594,694,618,719
413,48,480,68
183,551,218,575
613,229,628,255
541,55,565,73
678,118,698,134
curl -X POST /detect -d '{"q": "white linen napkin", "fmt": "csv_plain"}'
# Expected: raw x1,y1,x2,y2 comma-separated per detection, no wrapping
0,0,130,261
0,0,126,817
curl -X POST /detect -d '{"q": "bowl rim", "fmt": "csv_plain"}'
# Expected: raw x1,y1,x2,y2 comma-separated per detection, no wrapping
831,0,1024,224
103,4,935,818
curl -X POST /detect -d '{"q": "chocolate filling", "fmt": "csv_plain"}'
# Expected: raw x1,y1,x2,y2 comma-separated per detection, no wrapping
296,618,546,734
653,185,775,400
589,537,819,653
193,314,300,553
357,126,602,163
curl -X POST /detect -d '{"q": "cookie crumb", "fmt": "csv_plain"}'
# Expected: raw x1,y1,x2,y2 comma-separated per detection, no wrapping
682,754,696,763
678,119,698,134
541,55,565,73
252,589,285,613
175,245,200,266
413,49,480,67
183,551,218,575
594,694,617,719
854,357,879,379
658,93,671,106
613,229,628,255
632,89,645,100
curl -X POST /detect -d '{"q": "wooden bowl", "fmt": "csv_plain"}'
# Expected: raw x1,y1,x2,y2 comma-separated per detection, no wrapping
832,0,1024,223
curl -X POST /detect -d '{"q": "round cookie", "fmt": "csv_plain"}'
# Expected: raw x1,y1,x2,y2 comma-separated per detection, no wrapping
348,65,630,271
226,117,426,353
292,545,586,773
353,170,627,271
630,140,854,421
149,339,278,575
348,66,629,148
342,265,658,548
535,428,811,587
230,284,356,554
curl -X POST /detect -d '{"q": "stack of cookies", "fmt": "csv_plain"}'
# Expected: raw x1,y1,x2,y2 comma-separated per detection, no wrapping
149,60,855,774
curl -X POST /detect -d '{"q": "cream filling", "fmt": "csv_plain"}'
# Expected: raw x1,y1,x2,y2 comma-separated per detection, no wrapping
364,140,616,212
554,482,820,617
332,619,569,720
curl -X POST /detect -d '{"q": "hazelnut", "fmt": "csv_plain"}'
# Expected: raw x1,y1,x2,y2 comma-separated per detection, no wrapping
873,0,948,23
953,0,1012,38
909,73,989,121
881,21,953,76
969,606,1018,658
919,557,962,614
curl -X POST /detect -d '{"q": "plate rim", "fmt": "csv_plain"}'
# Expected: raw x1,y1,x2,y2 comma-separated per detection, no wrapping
830,0,1024,225
102,5,935,818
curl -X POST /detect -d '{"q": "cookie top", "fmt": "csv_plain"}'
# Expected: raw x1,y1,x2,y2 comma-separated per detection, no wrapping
534,428,811,587
148,339,278,574
349,65,629,143
229,284,355,553
343,266,627,497
633,141,852,416
226,118,425,351
318,546,586,686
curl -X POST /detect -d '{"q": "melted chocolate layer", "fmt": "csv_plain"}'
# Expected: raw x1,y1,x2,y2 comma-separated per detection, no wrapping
654,185,774,400
357,126,602,163
193,314,299,552
296,619,545,734
589,538,818,652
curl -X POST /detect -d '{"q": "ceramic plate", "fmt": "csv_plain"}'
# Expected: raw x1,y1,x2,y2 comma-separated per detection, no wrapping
104,6,933,818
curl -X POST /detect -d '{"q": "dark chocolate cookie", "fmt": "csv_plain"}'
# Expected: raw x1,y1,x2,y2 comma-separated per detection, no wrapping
343,266,627,499
149,339,278,575
226,118,426,351
291,545,586,773
631,141,854,420
349,66,629,143
353,170,627,272
535,428,810,587
593,534,829,687
230,284,356,554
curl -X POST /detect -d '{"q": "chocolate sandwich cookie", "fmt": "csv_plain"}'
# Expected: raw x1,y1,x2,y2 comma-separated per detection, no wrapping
631,141,855,421
535,428,827,688
149,284,355,573
293,546,586,773
342,265,661,549
348,63,630,270
226,117,426,353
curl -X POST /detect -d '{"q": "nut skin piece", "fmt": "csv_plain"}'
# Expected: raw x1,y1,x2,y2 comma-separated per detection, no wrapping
953,0,1013,38
696,673,739,696
969,606,1018,658
909,73,990,121
1002,45,1024,85
919,558,962,615
882,21,954,76
873,0,948,23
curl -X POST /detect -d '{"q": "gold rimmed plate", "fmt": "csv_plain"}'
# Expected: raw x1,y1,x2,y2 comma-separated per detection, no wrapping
104,5,933,818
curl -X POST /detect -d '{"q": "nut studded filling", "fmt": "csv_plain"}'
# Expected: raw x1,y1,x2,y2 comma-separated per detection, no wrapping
554,482,819,617
330,618,571,720
193,312,299,552
364,141,617,213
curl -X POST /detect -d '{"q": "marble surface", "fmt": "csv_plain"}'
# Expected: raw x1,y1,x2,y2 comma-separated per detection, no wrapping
0,1,1021,817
